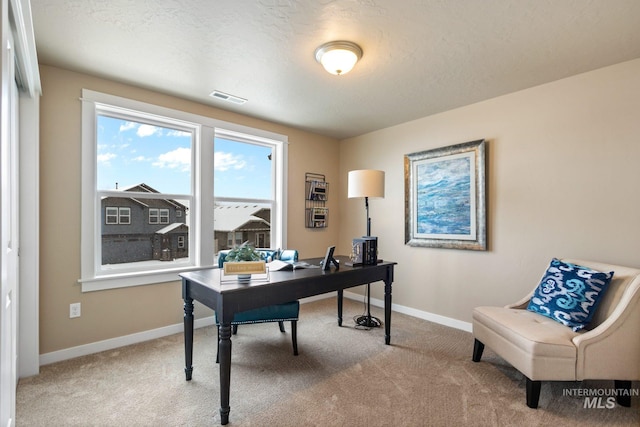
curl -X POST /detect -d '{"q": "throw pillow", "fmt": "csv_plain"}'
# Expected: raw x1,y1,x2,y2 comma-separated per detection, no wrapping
527,258,614,331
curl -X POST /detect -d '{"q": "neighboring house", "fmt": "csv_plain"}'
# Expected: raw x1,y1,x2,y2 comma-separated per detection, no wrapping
101,183,188,264
214,204,271,252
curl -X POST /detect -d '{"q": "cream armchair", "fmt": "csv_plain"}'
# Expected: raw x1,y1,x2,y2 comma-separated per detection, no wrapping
472,259,640,408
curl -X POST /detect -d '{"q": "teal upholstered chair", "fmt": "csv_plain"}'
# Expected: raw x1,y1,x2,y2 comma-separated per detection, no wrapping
216,249,300,361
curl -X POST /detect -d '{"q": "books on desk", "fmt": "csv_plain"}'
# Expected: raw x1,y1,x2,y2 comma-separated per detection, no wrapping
267,259,319,271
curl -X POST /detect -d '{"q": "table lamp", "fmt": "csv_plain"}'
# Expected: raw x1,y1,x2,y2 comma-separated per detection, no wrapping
348,169,385,327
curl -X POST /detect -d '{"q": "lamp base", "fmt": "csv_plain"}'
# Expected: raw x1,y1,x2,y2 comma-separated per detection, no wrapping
355,314,381,328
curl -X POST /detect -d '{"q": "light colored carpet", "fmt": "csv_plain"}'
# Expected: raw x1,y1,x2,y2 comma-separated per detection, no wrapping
17,298,639,426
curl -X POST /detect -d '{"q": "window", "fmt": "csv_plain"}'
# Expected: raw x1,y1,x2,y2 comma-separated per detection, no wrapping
81,89,287,291
105,207,118,224
226,231,243,247
105,207,131,224
214,134,276,254
119,207,131,224
149,208,169,224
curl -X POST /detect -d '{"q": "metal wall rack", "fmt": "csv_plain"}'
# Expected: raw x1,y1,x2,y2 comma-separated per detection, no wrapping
305,172,328,228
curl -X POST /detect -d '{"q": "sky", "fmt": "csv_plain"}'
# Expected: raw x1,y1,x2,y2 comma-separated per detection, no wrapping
96,115,273,199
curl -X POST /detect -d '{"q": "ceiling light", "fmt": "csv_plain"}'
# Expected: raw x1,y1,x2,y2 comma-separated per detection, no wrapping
314,41,363,76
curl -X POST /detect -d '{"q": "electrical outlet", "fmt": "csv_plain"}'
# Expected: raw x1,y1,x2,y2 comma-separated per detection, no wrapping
70,302,81,318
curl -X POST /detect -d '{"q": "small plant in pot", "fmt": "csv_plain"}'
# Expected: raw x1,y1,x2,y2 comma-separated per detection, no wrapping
225,241,263,262
225,241,264,280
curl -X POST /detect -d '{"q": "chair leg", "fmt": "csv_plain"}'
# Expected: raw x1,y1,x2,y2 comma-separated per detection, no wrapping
526,378,541,408
278,321,285,333
291,320,298,356
615,380,632,407
472,339,485,362
232,324,238,335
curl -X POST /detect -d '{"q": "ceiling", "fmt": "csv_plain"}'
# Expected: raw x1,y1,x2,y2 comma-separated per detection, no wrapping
31,0,640,140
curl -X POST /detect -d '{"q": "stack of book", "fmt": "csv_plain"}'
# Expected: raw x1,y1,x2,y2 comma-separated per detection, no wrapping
349,236,378,266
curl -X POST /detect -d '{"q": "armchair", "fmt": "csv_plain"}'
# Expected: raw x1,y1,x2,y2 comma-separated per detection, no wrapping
216,249,300,360
472,259,640,408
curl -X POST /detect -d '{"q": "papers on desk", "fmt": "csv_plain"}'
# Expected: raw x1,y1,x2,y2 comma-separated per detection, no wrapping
267,259,319,271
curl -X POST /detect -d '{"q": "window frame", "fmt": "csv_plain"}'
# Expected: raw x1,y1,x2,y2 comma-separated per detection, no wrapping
105,207,118,224
105,206,132,225
80,89,288,292
119,207,131,224
148,208,169,225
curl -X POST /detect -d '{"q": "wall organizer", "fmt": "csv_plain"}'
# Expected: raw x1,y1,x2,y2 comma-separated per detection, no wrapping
305,172,329,228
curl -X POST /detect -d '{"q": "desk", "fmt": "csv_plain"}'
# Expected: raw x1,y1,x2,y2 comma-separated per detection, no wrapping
180,256,396,425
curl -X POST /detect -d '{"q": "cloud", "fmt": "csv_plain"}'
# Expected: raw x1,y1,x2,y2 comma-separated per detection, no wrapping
119,122,137,132
153,147,191,172
137,124,161,137
215,151,246,171
97,152,117,165
131,155,152,162
167,130,192,138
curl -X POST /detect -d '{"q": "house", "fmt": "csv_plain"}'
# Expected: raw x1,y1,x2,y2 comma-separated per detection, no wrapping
2,1,640,424
101,184,189,264
213,205,271,252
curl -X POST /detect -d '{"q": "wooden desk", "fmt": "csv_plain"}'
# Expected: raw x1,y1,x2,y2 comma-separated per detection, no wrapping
180,256,396,425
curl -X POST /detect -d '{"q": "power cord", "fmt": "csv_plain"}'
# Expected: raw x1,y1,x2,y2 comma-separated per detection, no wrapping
353,285,382,329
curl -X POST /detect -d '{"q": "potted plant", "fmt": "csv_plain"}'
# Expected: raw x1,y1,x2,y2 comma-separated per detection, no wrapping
224,241,265,280
224,241,263,262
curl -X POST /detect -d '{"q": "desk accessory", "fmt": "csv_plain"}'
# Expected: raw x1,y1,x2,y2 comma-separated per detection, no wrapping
321,245,339,271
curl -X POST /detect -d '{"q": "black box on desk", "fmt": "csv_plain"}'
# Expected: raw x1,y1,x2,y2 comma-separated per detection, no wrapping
362,236,378,265
349,236,378,266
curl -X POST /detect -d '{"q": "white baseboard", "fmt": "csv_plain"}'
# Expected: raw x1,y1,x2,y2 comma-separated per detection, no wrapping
39,292,471,366
342,290,473,333
39,316,216,367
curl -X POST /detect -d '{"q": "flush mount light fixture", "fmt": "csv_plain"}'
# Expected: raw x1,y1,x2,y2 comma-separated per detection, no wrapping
314,41,363,76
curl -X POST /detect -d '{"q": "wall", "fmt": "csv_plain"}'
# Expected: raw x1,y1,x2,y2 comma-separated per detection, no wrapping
39,65,340,354
338,59,640,324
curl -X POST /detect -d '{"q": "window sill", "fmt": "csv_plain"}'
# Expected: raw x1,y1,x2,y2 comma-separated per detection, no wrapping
79,265,214,292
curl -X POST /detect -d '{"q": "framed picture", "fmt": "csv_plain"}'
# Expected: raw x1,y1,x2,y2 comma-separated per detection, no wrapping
404,139,486,250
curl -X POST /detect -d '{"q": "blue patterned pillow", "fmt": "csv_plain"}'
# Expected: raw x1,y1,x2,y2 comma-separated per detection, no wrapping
526,258,614,331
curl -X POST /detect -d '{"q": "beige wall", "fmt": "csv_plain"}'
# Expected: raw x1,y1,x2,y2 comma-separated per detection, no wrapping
39,65,340,354
40,58,640,355
338,58,640,323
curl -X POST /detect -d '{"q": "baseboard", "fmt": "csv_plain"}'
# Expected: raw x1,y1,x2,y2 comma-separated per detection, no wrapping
342,290,473,333
39,316,216,367
39,292,471,366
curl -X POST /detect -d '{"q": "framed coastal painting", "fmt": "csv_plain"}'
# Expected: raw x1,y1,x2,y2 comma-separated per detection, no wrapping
404,139,486,250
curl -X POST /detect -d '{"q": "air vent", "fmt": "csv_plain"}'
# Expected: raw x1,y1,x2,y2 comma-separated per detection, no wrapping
209,90,247,105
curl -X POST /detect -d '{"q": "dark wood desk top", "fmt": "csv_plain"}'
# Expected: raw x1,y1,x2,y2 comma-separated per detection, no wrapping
180,256,396,317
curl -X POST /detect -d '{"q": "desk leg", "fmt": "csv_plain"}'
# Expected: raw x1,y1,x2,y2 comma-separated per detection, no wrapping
337,290,343,326
218,323,232,425
384,279,392,345
183,297,194,380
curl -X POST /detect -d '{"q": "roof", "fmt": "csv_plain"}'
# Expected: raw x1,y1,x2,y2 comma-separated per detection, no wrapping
155,223,188,234
102,183,188,210
214,205,270,232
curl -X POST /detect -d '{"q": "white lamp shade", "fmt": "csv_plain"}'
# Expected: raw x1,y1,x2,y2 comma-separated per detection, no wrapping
348,170,385,199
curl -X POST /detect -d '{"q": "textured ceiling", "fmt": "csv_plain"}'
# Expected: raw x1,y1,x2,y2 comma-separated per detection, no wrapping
31,0,640,139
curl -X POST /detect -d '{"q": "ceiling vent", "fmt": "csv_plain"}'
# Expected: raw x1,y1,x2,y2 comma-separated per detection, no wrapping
209,90,247,105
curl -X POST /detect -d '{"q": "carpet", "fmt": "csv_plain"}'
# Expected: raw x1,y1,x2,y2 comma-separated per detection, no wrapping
17,298,639,426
